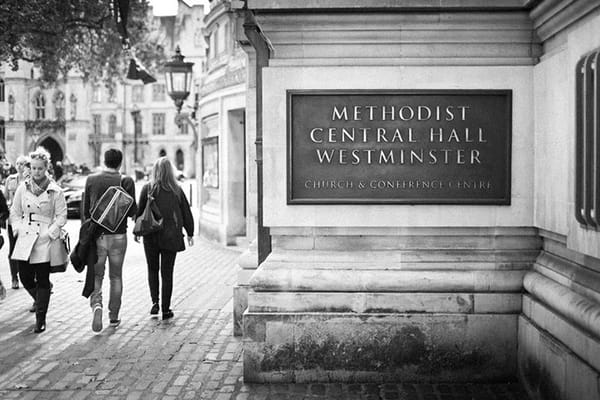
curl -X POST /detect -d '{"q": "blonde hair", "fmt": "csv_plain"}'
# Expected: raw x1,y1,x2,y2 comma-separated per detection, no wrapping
15,155,29,165
29,147,51,167
151,157,178,192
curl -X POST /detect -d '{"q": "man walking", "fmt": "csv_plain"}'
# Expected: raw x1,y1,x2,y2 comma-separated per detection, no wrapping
83,149,136,332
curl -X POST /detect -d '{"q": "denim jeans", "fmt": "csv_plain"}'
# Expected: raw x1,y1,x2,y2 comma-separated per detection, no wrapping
90,233,127,320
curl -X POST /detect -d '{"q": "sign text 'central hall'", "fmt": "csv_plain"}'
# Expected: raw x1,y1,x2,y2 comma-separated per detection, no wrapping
287,90,512,204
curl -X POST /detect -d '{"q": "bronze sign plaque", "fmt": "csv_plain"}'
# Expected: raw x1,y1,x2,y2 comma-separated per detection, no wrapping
287,90,512,204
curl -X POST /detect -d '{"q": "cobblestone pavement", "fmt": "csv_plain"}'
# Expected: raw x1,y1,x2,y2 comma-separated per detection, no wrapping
0,220,530,400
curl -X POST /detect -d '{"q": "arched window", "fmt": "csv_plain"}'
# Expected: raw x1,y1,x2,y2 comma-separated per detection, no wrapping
0,79,5,102
54,91,65,120
8,95,15,120
108,114,117,137
34,92,46,120
70,94,77,120
176,149,184,170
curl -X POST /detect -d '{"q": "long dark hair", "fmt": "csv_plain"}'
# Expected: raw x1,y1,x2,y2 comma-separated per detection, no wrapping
150,157,179,192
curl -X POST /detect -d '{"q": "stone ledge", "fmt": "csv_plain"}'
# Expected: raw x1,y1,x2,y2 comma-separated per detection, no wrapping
250,269,526,292
248,292,522,314
243,0,525,11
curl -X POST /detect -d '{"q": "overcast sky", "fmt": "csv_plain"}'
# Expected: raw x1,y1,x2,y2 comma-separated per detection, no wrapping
148,0,209,16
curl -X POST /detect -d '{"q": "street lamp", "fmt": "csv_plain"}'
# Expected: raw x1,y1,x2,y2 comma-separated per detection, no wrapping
164,46,199,153
164,46,194,114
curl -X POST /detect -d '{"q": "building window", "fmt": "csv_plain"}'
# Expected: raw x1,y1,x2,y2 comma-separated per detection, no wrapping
152,113,165,135
70,94,77,120
576,48,600,227
108,114,117,137
92,114,101,135
214,25,220,56
132,85,144,103
152,84,165,102
34,93,46,120
92,85,102,103
0,79,4,102
209,30,216,59
221,21,229,54
8,95,15,120
0,118,5,150
179,122,189,135
107,86,117,103
194,29,204,47
54,91,65,120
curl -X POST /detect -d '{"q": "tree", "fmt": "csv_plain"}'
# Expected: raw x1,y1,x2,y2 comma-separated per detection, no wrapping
0,0,166,84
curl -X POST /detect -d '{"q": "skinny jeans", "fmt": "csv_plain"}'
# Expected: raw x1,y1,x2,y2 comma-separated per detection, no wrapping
143,242,177,312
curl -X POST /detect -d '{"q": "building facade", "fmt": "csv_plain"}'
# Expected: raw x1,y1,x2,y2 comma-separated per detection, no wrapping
0,1,205,179
197,0,249,245
231,1,600,399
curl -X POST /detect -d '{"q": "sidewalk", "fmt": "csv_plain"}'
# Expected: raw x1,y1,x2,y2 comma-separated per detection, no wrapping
0,226,529,400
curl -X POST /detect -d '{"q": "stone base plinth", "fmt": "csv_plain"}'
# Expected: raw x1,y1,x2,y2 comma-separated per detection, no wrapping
243,227,540,383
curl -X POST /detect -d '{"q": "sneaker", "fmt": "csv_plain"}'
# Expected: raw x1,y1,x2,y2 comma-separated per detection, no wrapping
109,319,121,327
162,310,174,320
29,301,36,313
92,306,103,332
150,303,159,315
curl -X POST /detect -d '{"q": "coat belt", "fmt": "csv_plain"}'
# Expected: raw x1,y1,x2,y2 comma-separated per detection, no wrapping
25,213,51,224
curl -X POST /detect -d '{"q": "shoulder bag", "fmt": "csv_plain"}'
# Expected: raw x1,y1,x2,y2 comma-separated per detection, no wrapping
133,185,163,236
91,176,134,232
48,188,70,273
50,229,70,273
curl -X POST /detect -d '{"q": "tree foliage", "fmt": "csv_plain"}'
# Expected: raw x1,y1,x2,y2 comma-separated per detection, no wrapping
0,0,167,84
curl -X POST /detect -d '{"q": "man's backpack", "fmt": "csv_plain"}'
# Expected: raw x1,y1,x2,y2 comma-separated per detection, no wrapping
90,178,134,232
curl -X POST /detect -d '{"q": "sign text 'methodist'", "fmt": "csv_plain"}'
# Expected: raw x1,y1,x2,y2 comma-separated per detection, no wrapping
309,104,487,166
287,90,511,204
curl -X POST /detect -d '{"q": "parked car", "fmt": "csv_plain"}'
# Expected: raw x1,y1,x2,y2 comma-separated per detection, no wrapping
60,174,87,219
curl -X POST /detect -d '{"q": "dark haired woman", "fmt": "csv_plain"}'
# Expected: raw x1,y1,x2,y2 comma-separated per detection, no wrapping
135,157,194,320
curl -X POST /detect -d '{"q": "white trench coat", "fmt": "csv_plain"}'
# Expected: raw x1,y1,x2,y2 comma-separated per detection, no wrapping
9,179,67,264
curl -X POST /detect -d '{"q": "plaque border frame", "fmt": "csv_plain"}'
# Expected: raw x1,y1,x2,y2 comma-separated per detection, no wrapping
286,89,512,205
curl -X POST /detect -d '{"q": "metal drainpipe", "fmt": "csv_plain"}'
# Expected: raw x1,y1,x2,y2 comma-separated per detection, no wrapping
243,10,272,265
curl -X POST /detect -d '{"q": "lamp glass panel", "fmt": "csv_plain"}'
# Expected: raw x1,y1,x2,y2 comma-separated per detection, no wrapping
165,73,173,94
173,72,186,92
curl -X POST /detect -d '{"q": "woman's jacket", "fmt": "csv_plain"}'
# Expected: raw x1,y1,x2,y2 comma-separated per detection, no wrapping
9,179,67,263
136,183,194,252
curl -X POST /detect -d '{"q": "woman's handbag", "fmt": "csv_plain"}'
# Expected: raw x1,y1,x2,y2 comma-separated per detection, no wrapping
133,186,163,236
50,229,70,273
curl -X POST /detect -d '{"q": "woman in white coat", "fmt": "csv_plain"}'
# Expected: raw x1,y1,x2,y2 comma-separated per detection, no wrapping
10,148,67,333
